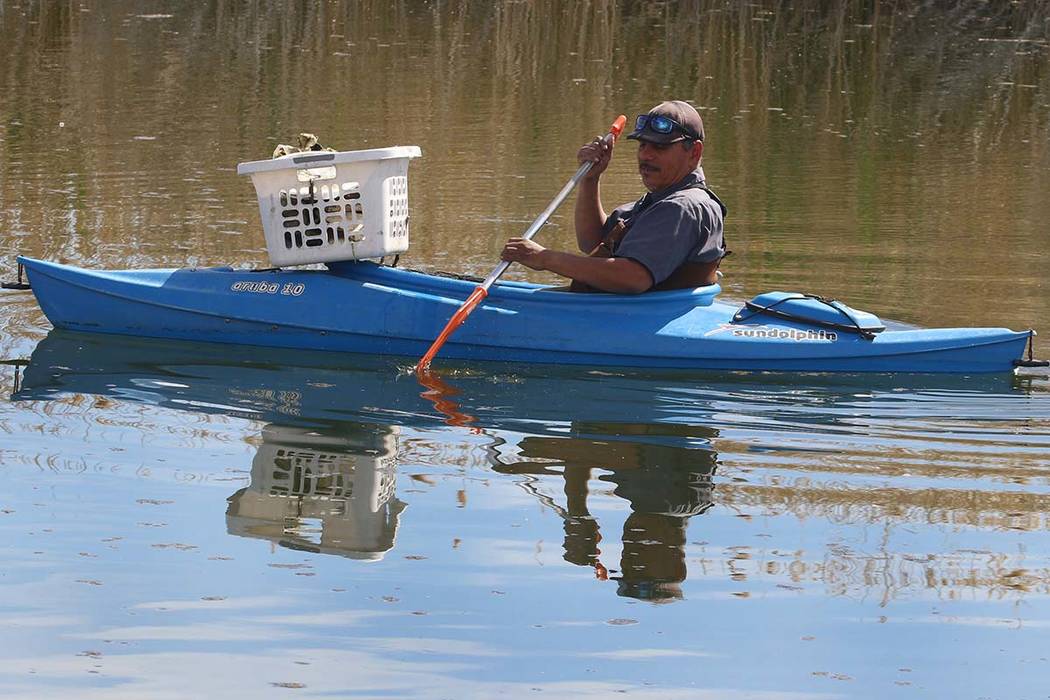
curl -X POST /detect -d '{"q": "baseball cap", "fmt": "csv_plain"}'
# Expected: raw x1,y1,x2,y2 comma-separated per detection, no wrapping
626,100,705,144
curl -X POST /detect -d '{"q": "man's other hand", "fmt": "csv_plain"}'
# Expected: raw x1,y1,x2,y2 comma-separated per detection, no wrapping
501,238,548,270
577,136,613,182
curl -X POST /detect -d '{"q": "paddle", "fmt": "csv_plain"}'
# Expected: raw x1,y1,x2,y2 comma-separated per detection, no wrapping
417,114,627,372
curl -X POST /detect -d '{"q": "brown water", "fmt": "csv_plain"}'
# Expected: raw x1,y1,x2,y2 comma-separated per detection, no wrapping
2,2,1050,698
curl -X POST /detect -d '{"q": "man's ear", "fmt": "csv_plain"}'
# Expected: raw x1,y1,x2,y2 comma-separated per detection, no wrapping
692,140,704,162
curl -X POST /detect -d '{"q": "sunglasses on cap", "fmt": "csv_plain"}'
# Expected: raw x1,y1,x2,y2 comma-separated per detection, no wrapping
634,114,702,142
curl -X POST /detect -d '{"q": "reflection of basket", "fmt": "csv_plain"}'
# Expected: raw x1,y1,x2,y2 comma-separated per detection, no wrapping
237,146,421,266
262,446,398,511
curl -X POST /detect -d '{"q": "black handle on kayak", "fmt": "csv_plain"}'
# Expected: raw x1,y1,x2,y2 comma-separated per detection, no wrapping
1,262,31,290
1014,332,1049,368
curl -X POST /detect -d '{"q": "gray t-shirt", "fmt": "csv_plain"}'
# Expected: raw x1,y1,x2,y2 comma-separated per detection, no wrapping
603,168,726,286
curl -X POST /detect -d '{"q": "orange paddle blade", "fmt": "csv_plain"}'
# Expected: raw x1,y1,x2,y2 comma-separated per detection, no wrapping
609,114,627,140
418,285,488,371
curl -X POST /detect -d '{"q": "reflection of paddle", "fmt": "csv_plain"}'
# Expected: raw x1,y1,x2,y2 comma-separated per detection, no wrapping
416,369,479,429
417,114,627,372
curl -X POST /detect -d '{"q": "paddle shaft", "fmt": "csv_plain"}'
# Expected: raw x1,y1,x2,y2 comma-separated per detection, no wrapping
418,115,626,370
480,158,604,288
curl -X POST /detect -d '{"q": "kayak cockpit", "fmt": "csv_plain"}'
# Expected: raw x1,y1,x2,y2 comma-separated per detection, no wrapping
325,259,724,308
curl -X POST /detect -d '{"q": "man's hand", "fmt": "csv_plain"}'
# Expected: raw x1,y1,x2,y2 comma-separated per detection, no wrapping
576,136,614,182
501,240,653,293
501,238,549,270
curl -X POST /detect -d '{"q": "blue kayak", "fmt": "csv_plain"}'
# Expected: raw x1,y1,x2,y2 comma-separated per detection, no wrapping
16,255,1036,374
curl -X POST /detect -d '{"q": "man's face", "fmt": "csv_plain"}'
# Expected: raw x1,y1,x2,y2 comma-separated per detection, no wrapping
637,140,701,192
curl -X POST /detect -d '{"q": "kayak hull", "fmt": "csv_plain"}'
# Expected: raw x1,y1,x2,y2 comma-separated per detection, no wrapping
17,256,1032,374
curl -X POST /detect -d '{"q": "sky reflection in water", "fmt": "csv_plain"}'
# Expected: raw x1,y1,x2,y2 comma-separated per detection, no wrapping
2,333,1049,697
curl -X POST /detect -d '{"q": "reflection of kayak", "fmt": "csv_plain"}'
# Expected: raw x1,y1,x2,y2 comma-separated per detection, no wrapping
17,256,1037,374
13,330,715,432
13,330,1030,435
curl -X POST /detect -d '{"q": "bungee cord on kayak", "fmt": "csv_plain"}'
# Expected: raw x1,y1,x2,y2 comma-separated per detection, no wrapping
732,293,885,341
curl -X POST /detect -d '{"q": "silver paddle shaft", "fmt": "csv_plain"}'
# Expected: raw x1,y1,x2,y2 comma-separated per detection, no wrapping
480,136,612,290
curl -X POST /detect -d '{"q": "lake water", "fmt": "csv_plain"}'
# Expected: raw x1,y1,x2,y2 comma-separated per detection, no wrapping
2,2,1050,698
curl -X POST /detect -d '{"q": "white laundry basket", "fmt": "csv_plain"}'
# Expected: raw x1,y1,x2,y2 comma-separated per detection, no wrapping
237,146,421,266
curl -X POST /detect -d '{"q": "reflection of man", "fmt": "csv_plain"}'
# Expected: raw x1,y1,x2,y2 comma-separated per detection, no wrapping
226,422,405,561
495,423,717,602
501,101,727,293
606,455,714,601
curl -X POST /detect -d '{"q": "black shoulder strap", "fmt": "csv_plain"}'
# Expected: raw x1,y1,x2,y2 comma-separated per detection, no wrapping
699,185,728,218
694,184,729,258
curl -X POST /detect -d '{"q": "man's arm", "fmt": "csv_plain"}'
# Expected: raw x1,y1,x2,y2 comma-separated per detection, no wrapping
501,238,653,294
574,178,607,253
573,138,614,253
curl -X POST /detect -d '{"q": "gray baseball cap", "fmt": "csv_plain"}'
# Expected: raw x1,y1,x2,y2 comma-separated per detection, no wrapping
626,100,705,144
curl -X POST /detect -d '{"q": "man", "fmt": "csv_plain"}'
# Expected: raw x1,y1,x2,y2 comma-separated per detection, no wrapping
500,100,727,293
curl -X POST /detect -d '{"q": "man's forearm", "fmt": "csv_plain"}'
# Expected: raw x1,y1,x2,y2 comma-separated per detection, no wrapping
574,179,607,253
540,250,652,294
